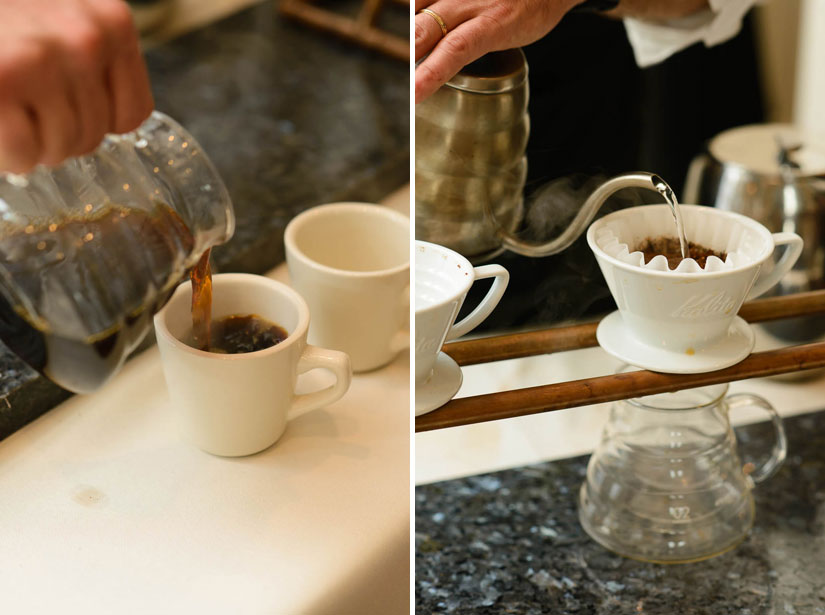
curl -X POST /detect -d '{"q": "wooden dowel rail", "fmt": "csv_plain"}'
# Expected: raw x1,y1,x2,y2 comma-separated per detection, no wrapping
280,0,408,62
416,342,825,432
443,289,825,367
416,290,825,433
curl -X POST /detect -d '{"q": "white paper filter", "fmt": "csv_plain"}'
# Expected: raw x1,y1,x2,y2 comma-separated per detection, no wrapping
594,206,766,273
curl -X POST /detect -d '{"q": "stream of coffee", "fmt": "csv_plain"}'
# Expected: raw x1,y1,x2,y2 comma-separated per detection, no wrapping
190,249,212,351
188,251,287,354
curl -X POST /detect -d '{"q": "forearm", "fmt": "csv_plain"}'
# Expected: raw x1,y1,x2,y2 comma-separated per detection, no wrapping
606,0,710,20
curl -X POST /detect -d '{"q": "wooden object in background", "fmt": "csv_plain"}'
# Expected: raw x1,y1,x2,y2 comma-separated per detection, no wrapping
280,0,409,62
416,289,825,432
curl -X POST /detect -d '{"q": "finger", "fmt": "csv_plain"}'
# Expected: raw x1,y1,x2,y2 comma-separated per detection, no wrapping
30,83,80,167
415,11,445,62
415,0,436,10
107,42,154,134
82,0,153,134
58,17,113,156
0,102,42,174
415,20,485,104
67,68,111,156
415,3,472,63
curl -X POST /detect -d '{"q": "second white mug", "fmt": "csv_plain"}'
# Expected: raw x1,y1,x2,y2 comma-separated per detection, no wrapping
285,202,410,372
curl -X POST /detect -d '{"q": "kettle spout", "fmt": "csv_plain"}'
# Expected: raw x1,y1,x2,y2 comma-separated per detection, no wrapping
499,172,667,258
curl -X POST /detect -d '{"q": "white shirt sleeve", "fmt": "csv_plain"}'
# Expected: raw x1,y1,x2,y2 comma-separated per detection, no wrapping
623,0,759,67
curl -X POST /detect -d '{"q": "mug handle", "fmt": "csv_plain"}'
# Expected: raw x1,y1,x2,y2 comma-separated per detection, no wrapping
290,345,352,418
726,393,787,483
747,232,803,299
446,264,509,341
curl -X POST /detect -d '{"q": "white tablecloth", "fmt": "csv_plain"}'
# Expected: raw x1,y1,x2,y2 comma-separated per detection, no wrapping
0,189,410,615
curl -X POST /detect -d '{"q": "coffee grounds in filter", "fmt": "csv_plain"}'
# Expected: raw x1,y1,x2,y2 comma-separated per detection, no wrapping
637,236,728,270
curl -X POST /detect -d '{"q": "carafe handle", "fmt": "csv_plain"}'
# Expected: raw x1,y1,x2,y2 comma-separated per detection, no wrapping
726,393,787,483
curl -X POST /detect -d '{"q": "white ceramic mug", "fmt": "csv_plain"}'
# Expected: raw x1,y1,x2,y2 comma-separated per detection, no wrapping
587,204,803,353
415,241,509,384
154,273,351,457
284,202,410,372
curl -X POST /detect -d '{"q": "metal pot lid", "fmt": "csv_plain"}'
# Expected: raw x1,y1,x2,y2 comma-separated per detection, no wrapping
446,48,527,94
709,123,825,177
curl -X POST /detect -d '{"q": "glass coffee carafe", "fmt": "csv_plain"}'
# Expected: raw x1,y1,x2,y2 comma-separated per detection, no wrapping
579,380,787,563
0,112,234,393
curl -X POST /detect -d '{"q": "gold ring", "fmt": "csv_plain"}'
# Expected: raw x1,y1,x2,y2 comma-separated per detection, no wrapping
419,8,448,37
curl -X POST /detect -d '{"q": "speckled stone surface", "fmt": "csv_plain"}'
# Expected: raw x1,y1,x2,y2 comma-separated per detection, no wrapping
145,0,409,274
0,0,408,438
416,411,825,614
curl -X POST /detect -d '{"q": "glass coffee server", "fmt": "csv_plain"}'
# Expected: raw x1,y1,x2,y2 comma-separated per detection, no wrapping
578,377,787,563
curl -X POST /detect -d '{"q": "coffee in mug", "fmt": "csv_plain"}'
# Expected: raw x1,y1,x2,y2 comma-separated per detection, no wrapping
203,314,288,354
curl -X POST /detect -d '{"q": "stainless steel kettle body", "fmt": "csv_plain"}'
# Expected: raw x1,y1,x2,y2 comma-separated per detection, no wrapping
415,49,530,261
416,49,674,263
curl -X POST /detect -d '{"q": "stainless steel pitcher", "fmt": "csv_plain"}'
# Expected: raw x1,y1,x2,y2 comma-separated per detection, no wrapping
685,123,825,343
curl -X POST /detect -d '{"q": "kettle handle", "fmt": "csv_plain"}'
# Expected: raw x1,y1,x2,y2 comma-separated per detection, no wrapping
497,172,666,257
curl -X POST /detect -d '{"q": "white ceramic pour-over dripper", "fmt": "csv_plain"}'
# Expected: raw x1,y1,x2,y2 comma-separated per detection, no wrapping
587,205,803,372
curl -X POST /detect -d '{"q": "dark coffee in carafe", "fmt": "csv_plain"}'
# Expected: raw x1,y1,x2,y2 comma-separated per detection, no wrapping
0,201,195,393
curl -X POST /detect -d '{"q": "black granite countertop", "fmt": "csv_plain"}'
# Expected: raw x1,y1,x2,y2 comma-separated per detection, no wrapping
0,0,408,439
416,410,825,614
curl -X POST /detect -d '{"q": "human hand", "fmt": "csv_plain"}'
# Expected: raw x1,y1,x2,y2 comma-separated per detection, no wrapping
415,0,584,103
0,0,154,174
